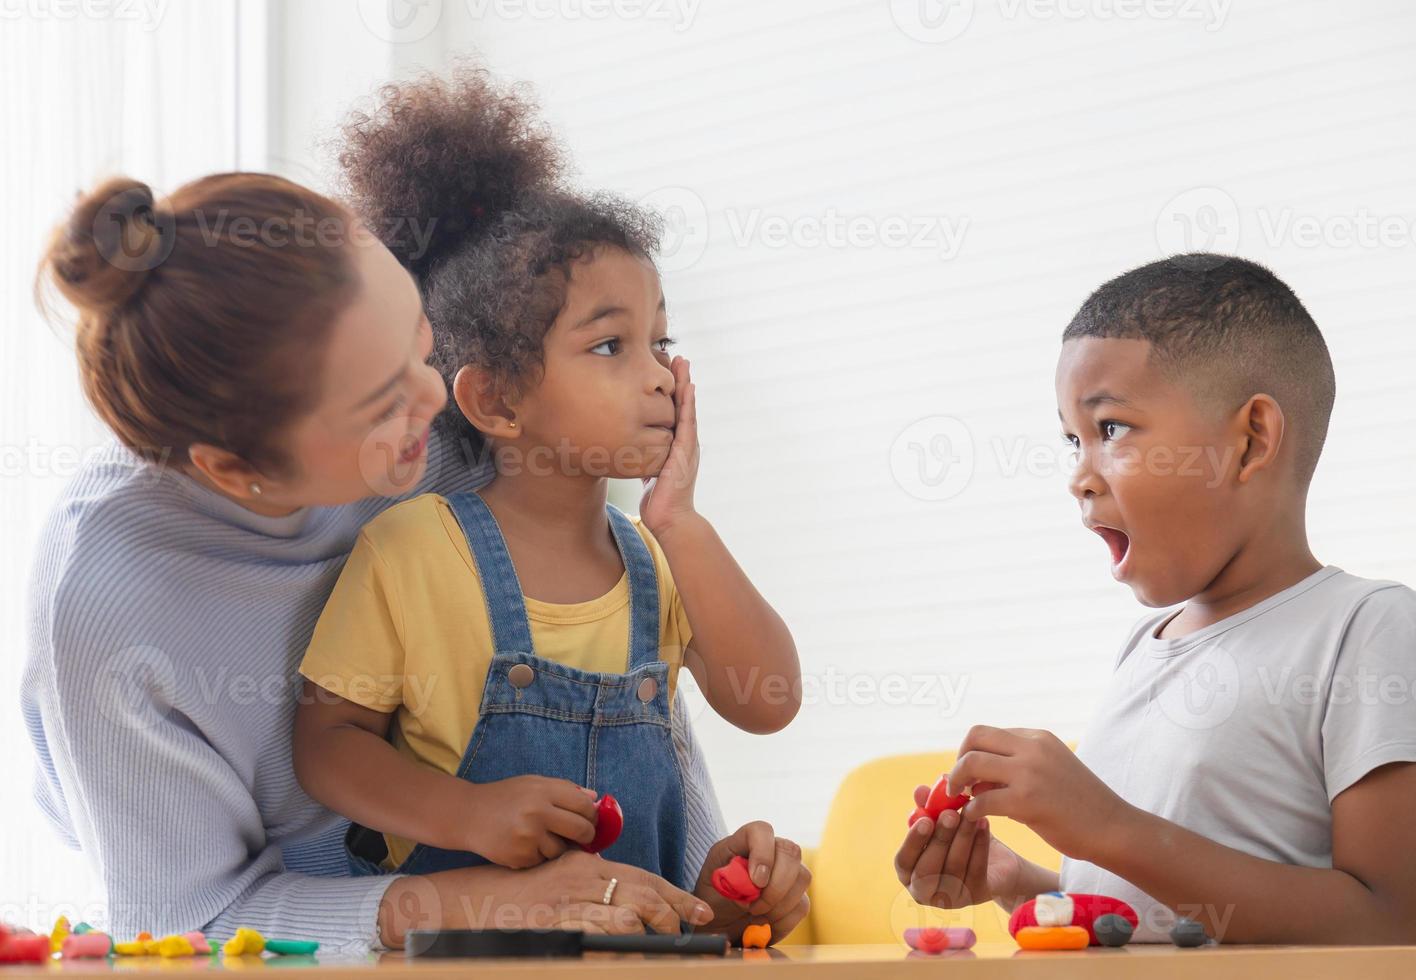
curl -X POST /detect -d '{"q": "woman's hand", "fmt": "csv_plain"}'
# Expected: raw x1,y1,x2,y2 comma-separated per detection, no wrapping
463,775,599,868
893,783,1024,910
511,851,716,935
640,356,699,537
694,821,811,945
378,851,715,948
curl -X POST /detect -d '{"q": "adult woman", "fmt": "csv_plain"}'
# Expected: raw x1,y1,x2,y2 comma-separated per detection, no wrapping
20,171,770,951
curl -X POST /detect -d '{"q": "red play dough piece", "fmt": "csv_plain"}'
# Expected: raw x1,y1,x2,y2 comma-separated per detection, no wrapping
1008,893,1138,946
904,926,976,953
907,775,971,826
0,932,50,964
580,794,624,854
711,855,762,904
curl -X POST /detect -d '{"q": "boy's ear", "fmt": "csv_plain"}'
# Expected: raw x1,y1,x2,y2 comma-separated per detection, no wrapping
1235,393,1285,483
453,365,522,440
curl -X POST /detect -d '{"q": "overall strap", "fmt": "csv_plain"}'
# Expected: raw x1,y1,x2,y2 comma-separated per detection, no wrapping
445,491,535,655
607,505,662,670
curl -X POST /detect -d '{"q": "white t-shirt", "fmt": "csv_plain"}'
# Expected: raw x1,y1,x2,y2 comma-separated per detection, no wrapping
1060,566,1416,941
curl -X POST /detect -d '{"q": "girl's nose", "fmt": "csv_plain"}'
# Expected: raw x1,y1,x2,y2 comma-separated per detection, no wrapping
648,353,677,397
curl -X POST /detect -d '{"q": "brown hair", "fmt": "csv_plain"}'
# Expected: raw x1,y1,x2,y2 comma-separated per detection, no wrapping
37,172,361,475
338,67,660,456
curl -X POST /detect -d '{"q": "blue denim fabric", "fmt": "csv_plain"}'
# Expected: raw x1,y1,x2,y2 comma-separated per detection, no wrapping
363,491,689,887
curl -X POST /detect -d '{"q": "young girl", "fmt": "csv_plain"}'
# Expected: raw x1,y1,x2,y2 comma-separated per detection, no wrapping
292,70,805,939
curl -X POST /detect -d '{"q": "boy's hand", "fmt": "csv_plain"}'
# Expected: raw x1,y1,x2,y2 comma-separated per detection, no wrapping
694,821,811,945
894,784,1025,909
640,356,699,537
464,776,599,868
946,725,1129,861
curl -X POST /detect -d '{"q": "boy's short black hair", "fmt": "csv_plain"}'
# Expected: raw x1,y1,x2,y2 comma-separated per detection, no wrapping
1063,254,1336,488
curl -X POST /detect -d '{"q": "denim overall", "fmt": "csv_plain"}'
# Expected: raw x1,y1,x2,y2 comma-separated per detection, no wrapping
347,490,689,888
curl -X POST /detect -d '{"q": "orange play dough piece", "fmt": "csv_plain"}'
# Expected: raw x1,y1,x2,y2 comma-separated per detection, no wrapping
741,923,771,949
1015,926,1089,950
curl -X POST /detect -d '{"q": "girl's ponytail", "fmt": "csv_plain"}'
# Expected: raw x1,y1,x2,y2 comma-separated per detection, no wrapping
338,66,564,277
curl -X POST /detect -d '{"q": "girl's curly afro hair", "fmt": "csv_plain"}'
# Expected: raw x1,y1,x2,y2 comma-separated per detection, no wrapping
337,65,662,456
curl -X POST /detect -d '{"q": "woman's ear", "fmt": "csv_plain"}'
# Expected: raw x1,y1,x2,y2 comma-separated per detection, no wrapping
1236,393,1285,483
453,365,521,440
187,443,267,499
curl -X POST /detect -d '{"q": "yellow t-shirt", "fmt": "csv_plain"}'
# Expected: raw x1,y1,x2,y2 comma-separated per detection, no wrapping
299,492,693,869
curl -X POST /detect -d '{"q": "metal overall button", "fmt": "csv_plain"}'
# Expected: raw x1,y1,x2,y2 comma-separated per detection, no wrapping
636,677,658,703
508,664,535,689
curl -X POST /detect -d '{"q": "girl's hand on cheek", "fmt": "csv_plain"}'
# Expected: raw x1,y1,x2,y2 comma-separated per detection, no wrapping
640,356,700,536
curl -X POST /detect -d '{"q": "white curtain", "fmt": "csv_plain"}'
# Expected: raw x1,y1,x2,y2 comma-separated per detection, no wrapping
1,0,241,930
1,0,464,928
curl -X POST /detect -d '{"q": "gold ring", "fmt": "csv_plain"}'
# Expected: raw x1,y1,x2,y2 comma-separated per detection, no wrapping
602,877,619,906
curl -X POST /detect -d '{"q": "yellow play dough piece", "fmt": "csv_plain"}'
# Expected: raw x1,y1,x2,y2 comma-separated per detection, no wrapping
223,928,267,957
113,941,149,956
49,916,71,954
1015,925,1090,950
157,935,195,957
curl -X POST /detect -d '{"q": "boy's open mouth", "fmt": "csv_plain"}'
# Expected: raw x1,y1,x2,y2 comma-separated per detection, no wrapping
1090,524,1131,567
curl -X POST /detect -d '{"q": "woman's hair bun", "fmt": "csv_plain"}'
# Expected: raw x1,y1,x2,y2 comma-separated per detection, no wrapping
338,64,564,277
43,176,174,314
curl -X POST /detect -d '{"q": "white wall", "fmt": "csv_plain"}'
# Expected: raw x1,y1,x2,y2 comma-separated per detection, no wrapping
431,0,1416,844
263,0,452,186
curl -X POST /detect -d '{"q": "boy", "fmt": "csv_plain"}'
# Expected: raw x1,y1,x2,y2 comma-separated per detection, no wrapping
895,255,1416,943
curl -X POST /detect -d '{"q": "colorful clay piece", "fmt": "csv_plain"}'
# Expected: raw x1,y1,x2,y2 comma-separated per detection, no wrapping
265,939,320,956
0,932,51,963
1170,917,1208,948
903,926,976,953
1093,913,1134,948
907,774,971,827
183,931,212,955
158,934,195,958
223,927,267,957
49,916,70,954
1031,892,1073,927
61,932,113,959
136,932,153,942
710,855,762,904
113,941,149,956
740,924,771,949
580,794,624,854
1008,892,1138,946
1015,926,1090,951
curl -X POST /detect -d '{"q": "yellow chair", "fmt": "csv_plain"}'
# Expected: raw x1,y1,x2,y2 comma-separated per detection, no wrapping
780,751,1061,946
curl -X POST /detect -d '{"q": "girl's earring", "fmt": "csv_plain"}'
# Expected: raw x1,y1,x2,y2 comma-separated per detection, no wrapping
508,422,517,428
249,482,263,496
